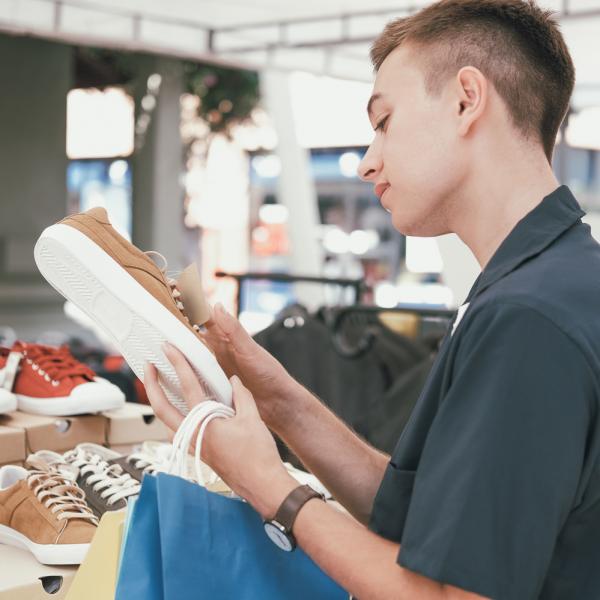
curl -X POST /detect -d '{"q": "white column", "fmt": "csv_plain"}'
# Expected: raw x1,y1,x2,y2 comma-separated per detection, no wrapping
260,69,324,308
133,57,185,272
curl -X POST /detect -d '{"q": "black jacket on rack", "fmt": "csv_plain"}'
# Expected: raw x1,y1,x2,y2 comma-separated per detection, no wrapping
253,307,442,464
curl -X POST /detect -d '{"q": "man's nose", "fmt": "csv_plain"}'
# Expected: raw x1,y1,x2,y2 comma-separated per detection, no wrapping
358,144,381,182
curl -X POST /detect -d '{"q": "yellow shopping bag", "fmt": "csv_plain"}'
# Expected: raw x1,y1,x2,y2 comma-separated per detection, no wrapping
65,510,125,600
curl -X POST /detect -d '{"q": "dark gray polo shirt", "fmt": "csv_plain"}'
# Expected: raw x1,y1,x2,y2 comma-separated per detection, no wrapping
369,186,600,599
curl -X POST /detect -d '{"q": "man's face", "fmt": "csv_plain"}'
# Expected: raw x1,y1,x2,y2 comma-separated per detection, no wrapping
359,44,464,236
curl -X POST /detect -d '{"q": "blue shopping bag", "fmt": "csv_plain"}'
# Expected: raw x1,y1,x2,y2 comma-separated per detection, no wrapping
115,476,163,600
117,495,137,576
123,472,347,600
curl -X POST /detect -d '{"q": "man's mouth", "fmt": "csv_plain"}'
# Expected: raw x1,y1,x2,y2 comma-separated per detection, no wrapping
374,183,390,200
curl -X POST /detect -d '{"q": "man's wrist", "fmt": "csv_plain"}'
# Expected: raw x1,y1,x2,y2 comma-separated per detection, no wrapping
264,380,313,436
248,468,299,520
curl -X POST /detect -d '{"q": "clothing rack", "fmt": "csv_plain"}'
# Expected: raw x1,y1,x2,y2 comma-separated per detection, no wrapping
215,271,367,316
329,304,455,328
325,304,456,358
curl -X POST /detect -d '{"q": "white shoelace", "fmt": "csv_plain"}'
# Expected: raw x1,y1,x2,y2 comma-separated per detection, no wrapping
27,469,99,525
64,449,141,506
144,250,203,334
168,400,234,486
126,453,159,475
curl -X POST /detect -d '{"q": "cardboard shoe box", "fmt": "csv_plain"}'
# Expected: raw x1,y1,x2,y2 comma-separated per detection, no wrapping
0,425,26,466
0,546,77,600
103,403,169,450
0,411,106,455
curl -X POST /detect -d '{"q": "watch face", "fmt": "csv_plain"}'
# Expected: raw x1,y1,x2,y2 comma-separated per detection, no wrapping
264,521,294,552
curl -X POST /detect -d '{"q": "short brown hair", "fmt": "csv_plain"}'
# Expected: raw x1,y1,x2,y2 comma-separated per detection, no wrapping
371,0,575,161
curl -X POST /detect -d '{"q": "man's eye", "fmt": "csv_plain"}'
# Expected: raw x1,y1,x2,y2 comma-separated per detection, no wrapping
375,116,389,132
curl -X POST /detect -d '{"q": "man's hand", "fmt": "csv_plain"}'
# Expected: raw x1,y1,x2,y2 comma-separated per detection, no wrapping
143,347,488,599
151,307,389,524
144,343,298,516
197,304,299,428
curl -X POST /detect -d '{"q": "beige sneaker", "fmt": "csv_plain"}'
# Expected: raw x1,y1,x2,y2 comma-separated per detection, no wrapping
34,207,231,414
0,463,98,565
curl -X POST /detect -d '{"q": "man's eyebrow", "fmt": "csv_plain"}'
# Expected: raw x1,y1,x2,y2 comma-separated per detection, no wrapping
367,93,383,118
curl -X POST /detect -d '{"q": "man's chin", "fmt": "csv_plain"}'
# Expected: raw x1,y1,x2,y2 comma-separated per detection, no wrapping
391,213,448,237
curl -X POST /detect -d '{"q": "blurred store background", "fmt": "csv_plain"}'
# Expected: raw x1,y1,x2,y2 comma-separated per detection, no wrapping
1,0,599,341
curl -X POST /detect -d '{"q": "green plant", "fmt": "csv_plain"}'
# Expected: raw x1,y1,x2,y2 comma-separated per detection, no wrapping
183,62,260,136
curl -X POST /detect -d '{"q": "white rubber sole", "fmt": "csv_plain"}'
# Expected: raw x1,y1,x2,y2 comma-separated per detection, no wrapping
34,223,232,414
0,391,17,414
0,524,90,565
16,392,124,416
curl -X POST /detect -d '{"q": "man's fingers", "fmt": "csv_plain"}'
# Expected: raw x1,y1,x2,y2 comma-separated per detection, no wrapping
230,375,260,418
203,302,227,334
144,362,184,432
202,306,217,333
212,303,258,356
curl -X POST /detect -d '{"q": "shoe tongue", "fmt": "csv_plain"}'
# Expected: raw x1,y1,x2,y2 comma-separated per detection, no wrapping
26,457,78,482
176,263,210,326
12,340,27,353
85,206,110,224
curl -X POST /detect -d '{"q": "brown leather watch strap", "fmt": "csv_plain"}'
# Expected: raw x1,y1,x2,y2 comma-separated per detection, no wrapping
272,484,324,532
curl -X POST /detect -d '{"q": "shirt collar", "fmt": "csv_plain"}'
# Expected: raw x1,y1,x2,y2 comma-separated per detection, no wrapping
465,185,585,302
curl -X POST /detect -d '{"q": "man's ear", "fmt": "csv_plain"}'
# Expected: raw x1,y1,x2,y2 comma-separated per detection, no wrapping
455,66,488,137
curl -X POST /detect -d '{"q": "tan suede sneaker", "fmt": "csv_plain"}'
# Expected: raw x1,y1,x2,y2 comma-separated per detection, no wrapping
34,207,231,414
0,463,98,565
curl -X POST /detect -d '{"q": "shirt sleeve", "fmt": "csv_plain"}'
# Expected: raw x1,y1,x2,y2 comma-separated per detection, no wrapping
398,301,595,600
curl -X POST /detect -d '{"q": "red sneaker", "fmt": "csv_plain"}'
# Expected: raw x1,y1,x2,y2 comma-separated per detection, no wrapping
0,342,125,416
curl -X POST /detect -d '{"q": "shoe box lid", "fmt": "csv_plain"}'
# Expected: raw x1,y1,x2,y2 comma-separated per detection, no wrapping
0,411,106,454
107,443,138,455
0,545,77,599
0,424,26,464
102,403,170,445
62,510,126,600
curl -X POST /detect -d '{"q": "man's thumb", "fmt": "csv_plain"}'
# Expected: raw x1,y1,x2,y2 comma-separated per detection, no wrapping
230,375,259,417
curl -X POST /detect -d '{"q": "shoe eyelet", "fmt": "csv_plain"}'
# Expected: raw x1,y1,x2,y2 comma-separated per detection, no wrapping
44,374,51,382
52,380,59,387
31,363,38,370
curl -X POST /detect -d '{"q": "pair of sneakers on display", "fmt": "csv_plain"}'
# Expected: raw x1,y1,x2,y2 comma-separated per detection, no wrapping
0,341,124,415
0,442,146,566
0,437,238,566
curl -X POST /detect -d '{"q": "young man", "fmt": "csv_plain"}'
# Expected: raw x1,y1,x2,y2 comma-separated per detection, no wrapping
145,0,600,597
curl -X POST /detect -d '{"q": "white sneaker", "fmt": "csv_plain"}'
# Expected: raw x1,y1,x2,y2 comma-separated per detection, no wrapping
0,389,17,414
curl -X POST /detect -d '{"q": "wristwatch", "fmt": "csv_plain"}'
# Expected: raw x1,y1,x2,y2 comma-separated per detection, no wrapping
263,484,325,551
